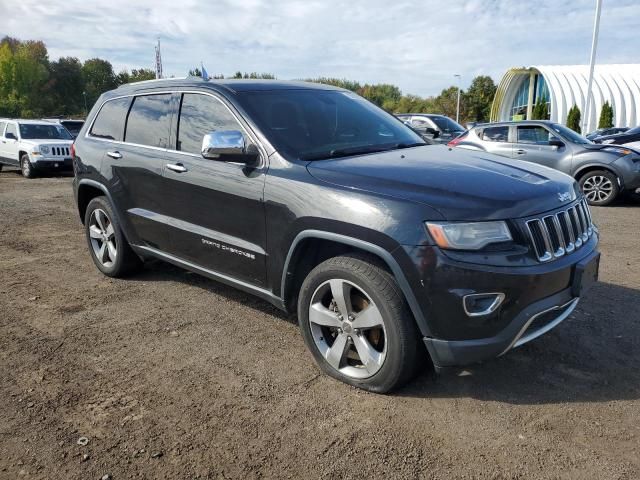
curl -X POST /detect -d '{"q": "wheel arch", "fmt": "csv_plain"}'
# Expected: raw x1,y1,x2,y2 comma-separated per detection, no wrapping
281,230,432,338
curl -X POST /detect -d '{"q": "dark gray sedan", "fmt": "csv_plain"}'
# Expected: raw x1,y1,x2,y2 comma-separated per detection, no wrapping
450,120,640,206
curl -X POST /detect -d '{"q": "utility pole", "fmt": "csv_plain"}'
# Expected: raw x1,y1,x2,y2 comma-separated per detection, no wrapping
583,0,602,134
82,91,87,117
454,74,461,123
155,38,163,79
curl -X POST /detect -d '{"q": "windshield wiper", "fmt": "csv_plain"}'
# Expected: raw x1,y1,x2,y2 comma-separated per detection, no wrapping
301,142,426,161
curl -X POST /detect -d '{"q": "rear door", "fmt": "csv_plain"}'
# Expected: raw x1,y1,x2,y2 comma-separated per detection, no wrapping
160,91,268,287
513,124,567,171
476,125,513,158
2,123,20,165
111,93,175,252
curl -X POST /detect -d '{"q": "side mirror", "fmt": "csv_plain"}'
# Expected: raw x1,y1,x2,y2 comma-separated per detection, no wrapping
201,130,259,165
549,138,564,148
5,132,17,140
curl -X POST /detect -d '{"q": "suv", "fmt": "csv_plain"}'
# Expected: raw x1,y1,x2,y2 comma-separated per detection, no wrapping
396,114,465,144
72,79,600,393
450,120,640,206
586,126,628,141
43,118,85,138
0,119,74,177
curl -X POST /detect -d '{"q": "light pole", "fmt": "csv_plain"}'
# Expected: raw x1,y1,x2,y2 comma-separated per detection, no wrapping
454,74,461,124
583,0,602,134
82,91,88,117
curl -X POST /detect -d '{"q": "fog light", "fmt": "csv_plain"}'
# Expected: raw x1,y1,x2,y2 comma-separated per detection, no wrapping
463,293,505,317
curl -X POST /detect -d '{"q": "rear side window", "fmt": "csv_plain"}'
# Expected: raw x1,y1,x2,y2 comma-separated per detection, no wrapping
90,97,131,141
177,93,247,155
481,126,509,142
5,123,18,138
517,126,550,144
125,94,172,148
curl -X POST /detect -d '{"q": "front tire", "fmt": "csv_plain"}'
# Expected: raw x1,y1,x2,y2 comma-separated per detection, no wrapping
298,254,420,393
21,155,35,178
84,196,142,277
579,170,619,206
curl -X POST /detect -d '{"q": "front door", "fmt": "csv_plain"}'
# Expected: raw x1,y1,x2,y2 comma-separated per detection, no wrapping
160,92,267,287
513,125,568,172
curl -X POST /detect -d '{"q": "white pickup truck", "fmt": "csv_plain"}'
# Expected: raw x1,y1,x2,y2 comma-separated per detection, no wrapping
0,119,74,178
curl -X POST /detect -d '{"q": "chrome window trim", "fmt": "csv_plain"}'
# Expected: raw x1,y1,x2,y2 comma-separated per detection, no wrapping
84,89,267,168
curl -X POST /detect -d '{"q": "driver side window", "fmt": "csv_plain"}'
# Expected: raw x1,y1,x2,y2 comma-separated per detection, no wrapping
177,93,249,155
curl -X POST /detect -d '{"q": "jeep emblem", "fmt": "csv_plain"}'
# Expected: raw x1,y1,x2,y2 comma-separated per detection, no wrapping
558,192,571,202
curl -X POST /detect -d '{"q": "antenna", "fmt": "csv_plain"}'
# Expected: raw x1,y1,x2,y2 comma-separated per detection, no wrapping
155,38,163,79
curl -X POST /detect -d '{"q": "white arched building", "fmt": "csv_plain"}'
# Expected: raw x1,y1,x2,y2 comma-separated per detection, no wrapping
490,64,640,133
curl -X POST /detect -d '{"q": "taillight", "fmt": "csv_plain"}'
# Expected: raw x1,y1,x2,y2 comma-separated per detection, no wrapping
70,143,76,159
447,131,468,147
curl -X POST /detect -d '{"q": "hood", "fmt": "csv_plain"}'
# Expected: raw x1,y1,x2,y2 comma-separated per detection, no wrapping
306,145,581,221
20,139,73,147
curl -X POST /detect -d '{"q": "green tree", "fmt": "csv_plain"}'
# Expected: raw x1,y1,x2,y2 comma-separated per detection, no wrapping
82,58,117,109
0,37,49,117
531,98,549,120
465,75,496,122
434,86,466,121
598,101,614,129
49,57,84,115
566,105,581,133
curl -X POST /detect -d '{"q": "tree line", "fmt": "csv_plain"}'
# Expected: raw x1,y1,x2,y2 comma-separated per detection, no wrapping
1,36,497,124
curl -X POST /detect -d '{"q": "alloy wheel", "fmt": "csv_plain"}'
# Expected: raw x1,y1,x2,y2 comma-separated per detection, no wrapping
582,175,613,203
88,208,117,268
308,279,387,379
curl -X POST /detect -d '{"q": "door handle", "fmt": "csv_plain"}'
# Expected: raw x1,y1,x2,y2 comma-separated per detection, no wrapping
166,163,188,173
107,151,122,159
516,149,527,155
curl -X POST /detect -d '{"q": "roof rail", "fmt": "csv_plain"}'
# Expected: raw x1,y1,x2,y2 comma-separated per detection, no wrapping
117,76,195,88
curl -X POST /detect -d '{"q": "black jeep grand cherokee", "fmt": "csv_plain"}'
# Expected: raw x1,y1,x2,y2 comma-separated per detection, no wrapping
72,79,600,393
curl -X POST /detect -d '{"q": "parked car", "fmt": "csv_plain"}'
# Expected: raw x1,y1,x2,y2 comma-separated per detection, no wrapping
43,118,85,138
395,113,465,144
594,126,640,145
450,120,640,206
0,119,74,177
72,79,599,393
586,127,629,141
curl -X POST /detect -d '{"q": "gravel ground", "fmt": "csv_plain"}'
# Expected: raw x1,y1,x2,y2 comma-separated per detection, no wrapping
1,169,639,480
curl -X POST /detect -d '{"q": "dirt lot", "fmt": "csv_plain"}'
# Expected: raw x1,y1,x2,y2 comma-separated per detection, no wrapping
1,168,639,480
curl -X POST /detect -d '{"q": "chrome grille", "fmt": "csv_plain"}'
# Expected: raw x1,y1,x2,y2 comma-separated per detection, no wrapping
51,146,70,157
525,199,594,262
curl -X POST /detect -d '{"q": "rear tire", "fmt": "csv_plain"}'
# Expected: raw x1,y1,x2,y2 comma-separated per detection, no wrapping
579,170,619,206
298,254,421,393
84,196,142,277
20,154,35,178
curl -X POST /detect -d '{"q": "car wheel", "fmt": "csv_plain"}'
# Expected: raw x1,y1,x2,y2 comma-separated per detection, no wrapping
580,170,619,206
298,254,420,393
20,154,35,178
84,196,142,277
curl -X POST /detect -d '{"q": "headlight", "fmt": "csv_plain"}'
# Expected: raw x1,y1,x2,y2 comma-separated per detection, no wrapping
426,221,512,250
39,145,50,154
602,146,633,155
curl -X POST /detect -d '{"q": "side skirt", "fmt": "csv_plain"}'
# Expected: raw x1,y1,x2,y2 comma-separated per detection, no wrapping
132,245,286,311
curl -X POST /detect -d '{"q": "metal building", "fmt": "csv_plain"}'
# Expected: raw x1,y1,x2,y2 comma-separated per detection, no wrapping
490,64,640,133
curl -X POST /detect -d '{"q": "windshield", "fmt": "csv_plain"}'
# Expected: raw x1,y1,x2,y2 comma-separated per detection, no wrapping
236,90,426,160
549,123,591,144
430,116,464,133
19,124,73,140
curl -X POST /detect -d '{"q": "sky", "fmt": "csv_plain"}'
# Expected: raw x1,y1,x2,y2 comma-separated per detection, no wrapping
1,0,638,97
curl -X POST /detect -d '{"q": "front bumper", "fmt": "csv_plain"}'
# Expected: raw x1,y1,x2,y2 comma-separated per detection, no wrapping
613,154,640,190
29,156,73,171
397,235,600,368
